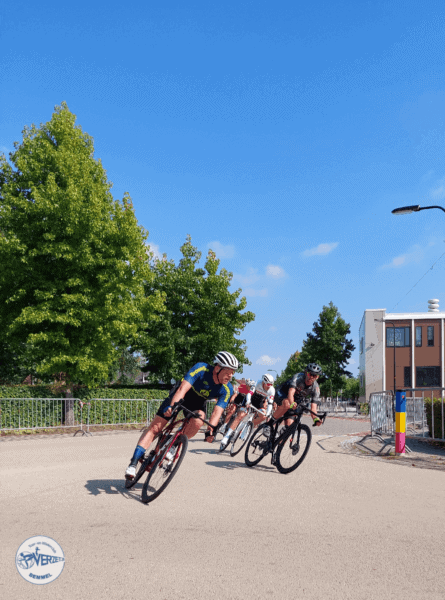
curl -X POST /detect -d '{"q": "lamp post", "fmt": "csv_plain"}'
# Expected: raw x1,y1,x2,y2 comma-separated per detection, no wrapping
375,318,397,395
267,369,278,379
391,204,445,216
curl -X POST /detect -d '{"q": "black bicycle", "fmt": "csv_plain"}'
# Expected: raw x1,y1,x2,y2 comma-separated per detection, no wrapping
244,404,327,474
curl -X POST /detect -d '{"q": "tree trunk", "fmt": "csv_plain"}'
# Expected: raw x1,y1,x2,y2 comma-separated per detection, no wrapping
64,388,75,427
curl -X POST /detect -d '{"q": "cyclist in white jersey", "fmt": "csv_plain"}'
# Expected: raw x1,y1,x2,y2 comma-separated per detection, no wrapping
220,373,275,450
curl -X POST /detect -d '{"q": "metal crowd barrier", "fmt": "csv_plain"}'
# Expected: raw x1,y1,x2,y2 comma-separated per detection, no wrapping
317,400,359,415
0,398,165,435
402,388,445,441
369,388,445,442
369,391,394,436
0,397,218,436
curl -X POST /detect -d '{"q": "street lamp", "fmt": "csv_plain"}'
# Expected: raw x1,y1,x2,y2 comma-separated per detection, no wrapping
375,318,397,395
392,204,445,215
267,369,278,379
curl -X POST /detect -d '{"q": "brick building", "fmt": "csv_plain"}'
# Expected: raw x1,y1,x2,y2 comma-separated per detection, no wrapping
359,300,444,401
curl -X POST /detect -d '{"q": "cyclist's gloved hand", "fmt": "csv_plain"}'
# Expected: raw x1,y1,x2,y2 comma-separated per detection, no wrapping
313,416,322,427
163,404,173,417
204,429,214,443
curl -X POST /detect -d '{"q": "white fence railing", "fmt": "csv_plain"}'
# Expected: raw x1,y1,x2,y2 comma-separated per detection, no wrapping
369,391,394,436
369,388,445,442
0,397,216,435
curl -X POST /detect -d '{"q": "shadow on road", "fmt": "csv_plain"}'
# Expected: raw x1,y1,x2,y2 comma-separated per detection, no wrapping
84,478,145,501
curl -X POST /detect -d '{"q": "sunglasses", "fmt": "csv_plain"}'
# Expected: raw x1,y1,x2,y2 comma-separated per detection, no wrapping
306,373,318,378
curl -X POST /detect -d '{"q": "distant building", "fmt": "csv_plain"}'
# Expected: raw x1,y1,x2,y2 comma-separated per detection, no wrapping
359,299,444,401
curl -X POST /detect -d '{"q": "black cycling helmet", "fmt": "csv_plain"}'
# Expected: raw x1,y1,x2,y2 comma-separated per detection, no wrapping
306,363,322,376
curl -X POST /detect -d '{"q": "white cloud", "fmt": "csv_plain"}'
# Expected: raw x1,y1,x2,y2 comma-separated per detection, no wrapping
348,358,356,365
256,355,281,365
233,268,260,286
243,288,268,297
269,326,277,332
207,241,235,258
266,265,286,278
302,242,338,257
380,244,425,269
430,178,445,200
146,243,163,261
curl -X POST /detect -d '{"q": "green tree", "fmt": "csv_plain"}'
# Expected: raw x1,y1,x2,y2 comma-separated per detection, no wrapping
108,348,145,385
341,375,360,400
275,351,301,386
0,103,163,393
138,236,255,382
290,302,355,395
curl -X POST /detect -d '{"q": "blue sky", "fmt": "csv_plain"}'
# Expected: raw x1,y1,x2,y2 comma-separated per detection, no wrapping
2,1,445,381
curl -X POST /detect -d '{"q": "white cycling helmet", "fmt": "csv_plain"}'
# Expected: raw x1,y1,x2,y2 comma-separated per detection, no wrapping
213,351,239,370
262,373,274,384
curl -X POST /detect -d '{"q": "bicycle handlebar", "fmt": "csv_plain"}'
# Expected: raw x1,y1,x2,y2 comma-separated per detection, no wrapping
171,403,216,431
285,406,327,425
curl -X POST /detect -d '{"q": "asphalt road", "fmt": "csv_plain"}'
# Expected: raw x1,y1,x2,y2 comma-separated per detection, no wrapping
1,421,444,600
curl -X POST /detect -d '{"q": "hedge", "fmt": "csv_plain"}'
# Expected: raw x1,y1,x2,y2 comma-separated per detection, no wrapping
424,398,445,440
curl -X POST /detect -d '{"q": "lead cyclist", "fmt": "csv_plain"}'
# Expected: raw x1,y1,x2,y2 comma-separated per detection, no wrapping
124,351,238,481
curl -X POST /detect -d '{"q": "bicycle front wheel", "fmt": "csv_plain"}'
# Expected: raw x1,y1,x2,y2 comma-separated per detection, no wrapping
141,434,188,503
125,435,161,490
276,424,312,474
244,424,270,467
230,421,253,457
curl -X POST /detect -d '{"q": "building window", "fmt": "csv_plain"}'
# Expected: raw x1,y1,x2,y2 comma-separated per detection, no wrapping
416,366,441,387
415,326,422,347
360,338,364,354
404,367,412,388
386,326,410,347
427,326,434,347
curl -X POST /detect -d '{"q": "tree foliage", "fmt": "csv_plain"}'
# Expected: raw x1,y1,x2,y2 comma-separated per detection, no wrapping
0,103,163,389
341,375,360,400
296,302,355,393
275,351,301,387
108,348,145,385
278,302,355,394
137,236,255,382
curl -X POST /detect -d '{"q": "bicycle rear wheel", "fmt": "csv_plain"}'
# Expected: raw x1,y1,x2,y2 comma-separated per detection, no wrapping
244,424,271,467
230,421,253,457
275,424,311,474
141,434,188,503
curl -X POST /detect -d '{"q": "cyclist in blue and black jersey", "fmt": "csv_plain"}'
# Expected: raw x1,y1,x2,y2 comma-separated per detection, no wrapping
125,351,238,480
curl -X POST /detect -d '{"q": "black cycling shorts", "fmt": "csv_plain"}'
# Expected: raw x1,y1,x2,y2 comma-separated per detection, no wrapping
233,392,247,407
156,388,207,419
250,392,267,410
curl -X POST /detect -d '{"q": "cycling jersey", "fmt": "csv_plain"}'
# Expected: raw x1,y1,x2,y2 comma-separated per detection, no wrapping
183,362,233,408
156,362,234,418
246,380,275,417
276,372,320,405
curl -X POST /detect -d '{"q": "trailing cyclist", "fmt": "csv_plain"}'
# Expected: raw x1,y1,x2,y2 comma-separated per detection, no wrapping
272,363,323,429
219,373,275,451
125,351,238,480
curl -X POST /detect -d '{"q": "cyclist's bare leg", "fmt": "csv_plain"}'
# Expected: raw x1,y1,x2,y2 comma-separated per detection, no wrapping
229,408,247,431
136,416,168,449
253,400,267,427
182,409,206,439
273,396,293,421
224,403,236,423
